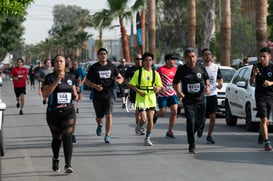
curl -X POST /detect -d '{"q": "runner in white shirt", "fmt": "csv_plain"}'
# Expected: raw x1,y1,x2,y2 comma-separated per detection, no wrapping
201,48,223,144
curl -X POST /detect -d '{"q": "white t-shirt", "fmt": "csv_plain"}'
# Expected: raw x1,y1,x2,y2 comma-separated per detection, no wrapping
205,63,221,96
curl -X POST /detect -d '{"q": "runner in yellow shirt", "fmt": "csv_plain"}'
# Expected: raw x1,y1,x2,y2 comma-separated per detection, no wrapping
129,52,163,146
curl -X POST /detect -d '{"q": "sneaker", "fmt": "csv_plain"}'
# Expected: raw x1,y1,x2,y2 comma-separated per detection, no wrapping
43,100,47,105
166,130,176,139
19,110,23,115
104,135,110,143
52,159,60,172
189,144,197,154
144,137,153,146
72,134,76,143
206,136,215,144
64,165,74,173
197,128,203,138
135,126,145,135
258,133,263,145
122,103,126,108
16,102,20,108
96,125,102,136
264,140,272,151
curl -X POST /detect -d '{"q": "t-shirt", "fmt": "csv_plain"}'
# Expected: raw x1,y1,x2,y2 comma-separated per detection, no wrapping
251,62,273,98
173,64,209,104
205,63,222,96
125,65,139,80
157,65,177,97
39,67,53,81
129,67,162,108
70,67,87,91
10,66,28,88
86,61,120,100
44,72,76,109
117,64,129,77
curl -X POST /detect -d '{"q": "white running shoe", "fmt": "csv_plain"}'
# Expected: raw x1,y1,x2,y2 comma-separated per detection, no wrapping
144,137,153,146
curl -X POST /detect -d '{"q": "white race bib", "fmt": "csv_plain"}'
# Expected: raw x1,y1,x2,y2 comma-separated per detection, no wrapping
187,83,200,93
166,82,173,90
57,92,72,104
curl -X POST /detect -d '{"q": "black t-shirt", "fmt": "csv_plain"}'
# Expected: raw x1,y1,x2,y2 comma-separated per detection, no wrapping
34,66,41,74
86,61,120,100
44,72,76,108
125,65,139,80
69,69,80,85
251,63,273,98
117,64,129,77
173,64,209,104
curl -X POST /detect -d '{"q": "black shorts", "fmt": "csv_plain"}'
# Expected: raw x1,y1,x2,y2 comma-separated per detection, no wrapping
14,87,26,97
46,105,76,127
206,95,218,115
93,98,114,118
256,97,273,119
137,107,156,112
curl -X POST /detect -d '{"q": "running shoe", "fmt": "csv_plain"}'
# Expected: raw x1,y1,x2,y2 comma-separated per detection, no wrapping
104,135,110,143
96,125,102,136
197,128,203,137
144,137,153,146
264,140,272,151
258,132,263,145
166,130,176,139
122,103,126,108
72,134,76,143
16,102,20,108
64,165,74,173
206,136,215,144
135,126,145,135
43,100,46,105
19,110,23,115
52,159,60,172
189,144,197,154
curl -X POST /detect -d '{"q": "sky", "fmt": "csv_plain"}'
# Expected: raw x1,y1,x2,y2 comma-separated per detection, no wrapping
23,0,134,44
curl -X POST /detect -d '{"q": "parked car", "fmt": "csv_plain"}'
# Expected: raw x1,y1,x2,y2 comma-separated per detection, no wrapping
217,66,236,114
0,77,7,156
225,65,273,131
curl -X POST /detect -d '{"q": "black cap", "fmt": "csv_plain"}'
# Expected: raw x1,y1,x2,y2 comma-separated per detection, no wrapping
165,53,178,61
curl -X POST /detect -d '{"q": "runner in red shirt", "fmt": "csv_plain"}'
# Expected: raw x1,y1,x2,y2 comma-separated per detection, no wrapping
10,58,29,115
154,54,179,138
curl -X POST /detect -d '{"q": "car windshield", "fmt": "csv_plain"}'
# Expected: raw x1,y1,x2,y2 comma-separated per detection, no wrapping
221,69,236,83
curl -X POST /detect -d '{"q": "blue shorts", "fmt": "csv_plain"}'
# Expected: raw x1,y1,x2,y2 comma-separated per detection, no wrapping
157,95,178,108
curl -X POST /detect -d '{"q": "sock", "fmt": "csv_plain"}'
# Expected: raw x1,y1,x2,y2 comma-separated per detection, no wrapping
146,131,151,138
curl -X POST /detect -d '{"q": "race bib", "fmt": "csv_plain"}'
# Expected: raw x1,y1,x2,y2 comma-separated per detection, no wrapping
99,70,111,79
166,82,173,90
57,92,72,104
187,83,200,93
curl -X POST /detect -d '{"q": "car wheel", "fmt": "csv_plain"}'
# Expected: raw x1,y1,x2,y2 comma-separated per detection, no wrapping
245,103,259,131
225,100,238,126
0,112,4,156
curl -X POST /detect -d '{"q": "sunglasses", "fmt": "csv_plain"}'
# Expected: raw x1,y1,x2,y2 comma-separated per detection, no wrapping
135,58,142,60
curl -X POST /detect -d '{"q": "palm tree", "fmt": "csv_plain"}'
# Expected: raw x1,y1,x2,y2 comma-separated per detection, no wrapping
220,0,231,66
141,0,146,54
106,0,144,62
256,0,268,57
187,0,196,48
147,0,156,62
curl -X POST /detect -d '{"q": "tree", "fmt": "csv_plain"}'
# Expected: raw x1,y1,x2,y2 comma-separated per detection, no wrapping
147,0,156,62
0,0,33,16
256,0,268,57
220,0,231,66
106,0,144,62
187,0,196,48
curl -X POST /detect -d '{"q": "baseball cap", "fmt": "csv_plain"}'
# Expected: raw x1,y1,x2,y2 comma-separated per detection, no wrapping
165,53,179,61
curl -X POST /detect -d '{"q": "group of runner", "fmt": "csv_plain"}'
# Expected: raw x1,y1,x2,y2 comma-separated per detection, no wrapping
9,46,273,173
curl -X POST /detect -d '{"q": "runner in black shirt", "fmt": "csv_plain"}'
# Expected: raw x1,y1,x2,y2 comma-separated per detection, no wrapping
85,48,123,143
124,54,143,134
43,55,78,173
250,47,273,151
173,48,210,154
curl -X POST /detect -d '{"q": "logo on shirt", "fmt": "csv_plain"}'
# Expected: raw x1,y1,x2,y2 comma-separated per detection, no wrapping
99,70,111,79
197,73,202,78
268,72,272,77
67,79,73,86
146,76,150,80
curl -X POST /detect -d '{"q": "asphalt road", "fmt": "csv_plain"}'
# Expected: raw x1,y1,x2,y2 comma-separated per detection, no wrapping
0,78,272,181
